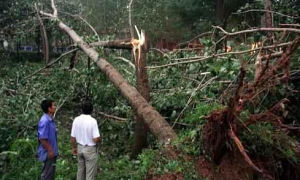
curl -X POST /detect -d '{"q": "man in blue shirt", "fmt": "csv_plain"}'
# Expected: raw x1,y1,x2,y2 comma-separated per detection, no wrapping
37,99,58,180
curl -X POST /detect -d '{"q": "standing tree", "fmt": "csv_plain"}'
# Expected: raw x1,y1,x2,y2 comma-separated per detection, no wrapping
264,0,273,28
35,5,49,64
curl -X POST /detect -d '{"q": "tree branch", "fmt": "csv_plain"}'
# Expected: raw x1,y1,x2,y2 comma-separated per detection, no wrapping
39,0,58,18
228,125,263,173
176,32,212,48
74,14,100,42
213,26,300,36
172,76,217,127
25,48,78,79
147,41,292,69
96,111,128,122
234,9,299,19
90,39,132,49
113,56,136,70
128,0,134,38
51,0,57,17
279,23,300,28
39,11,55,18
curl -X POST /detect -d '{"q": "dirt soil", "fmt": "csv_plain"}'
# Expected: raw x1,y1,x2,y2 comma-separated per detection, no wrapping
196,153,255,180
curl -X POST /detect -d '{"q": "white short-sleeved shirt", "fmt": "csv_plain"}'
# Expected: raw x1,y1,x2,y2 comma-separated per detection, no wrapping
71,114,100,146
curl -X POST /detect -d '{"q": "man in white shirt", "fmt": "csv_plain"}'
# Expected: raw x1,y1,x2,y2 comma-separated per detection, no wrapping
71,101,100,180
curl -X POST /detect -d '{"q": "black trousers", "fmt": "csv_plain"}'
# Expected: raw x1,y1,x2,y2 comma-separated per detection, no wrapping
41,157,56,180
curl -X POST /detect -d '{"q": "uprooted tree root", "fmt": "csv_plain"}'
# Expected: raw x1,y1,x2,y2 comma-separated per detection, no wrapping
202,37,300,179
202,109,228,164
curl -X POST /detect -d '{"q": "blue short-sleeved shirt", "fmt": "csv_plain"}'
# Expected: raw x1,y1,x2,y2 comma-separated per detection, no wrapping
37,113,58,162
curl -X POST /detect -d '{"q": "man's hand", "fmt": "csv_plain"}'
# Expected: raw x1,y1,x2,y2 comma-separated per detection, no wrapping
72,148,77,155
92,137,101,143
71,136,77,156
40,139,55,159
48,149,55,159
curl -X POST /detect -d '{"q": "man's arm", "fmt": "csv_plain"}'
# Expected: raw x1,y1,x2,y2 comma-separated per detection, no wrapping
92,120,101,144
40,139,54,159
71,136,77,155
92,137,101,143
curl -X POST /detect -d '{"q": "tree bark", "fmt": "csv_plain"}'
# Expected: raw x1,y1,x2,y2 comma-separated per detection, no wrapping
215,0,226,52
69,50,78,69
90,39,132,49
35,6,49,64
35,28,41,57
264,0,273,28
132,35,150,158
57,21,176,144
216,0,224,23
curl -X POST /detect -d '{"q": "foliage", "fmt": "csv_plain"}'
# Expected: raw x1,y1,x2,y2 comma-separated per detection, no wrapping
182,102,224,125
173,102,224,156
241,122,299,163
137,148,199,179
0,139,40,179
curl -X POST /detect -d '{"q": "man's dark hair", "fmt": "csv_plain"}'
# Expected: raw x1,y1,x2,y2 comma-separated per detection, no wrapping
82,101,93,114
41,99,54,113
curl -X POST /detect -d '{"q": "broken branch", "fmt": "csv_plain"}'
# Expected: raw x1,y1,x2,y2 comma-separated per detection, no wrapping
213,26,300,36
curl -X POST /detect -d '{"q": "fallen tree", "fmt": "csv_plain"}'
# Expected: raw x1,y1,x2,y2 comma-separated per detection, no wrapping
39,0,176,145
202,36,300,178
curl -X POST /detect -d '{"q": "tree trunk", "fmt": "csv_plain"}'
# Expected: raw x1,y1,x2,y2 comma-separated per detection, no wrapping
35,28,41,57
35,6,49,64
90,39,132,49
69,50,78,69
264,0,273,28
216,0,224,23
58,21,176,144
215,0,226,52
132,35,150,158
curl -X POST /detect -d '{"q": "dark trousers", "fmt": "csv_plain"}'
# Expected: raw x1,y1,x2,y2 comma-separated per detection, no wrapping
41,157,56,180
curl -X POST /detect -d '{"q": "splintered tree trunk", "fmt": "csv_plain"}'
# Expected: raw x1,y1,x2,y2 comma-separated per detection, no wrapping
132,35,150,158
58,22,176,144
